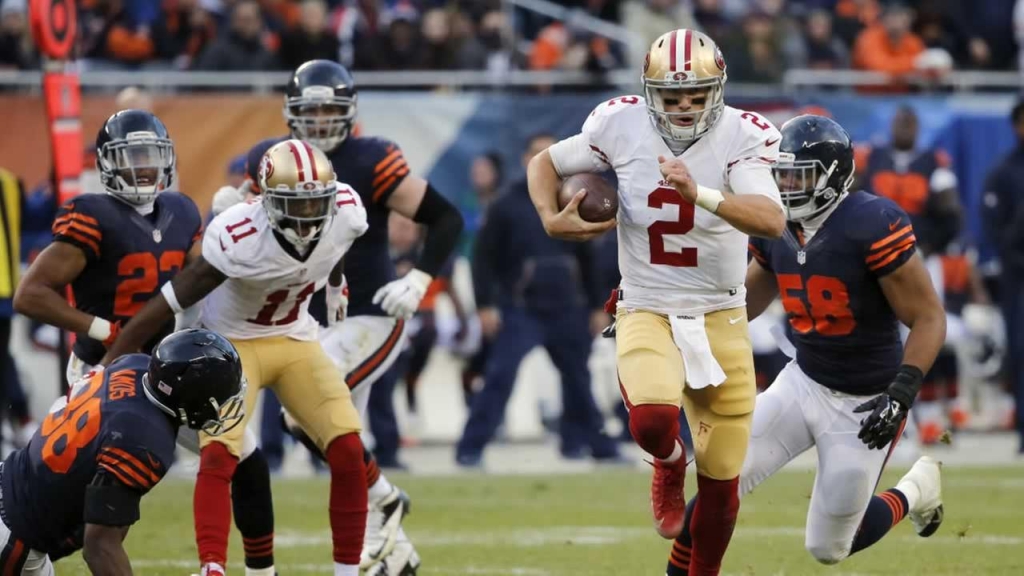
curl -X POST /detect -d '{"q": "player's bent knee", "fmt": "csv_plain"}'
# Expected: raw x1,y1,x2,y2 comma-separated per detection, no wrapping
628,404,680,459
694,422,750,480
324,433,364,473
805,541,850,565
200,442,240,481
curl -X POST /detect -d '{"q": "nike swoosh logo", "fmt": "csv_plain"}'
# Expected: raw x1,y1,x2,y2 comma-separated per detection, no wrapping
728,316,743,325
765,137,780,147
889,218,902,231
147,453,161,469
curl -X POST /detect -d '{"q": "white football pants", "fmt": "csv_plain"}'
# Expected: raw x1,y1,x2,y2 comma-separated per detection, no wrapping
739,361,903,564
319,315,408,419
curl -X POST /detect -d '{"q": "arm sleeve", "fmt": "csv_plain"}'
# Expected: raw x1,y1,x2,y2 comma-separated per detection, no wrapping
726,112,783,207
367,139,411,205
748,237,772,271
412,183,464,277
52,199,103,263
863,200,917,277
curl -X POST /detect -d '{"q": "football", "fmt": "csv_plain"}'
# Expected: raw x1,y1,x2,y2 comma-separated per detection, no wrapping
558,173,618,223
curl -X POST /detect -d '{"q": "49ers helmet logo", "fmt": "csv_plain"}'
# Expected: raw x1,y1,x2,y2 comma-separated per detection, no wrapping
259,154,275,183
714,46,726,71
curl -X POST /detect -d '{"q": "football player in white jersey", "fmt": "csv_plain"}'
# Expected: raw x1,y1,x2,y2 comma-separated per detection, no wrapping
102,140,371,576
528,29,785,575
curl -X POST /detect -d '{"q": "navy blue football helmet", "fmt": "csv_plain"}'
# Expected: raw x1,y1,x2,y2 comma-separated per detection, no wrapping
95,109,176,206
773,114,855,222
144,329,245,436
284,60,358,152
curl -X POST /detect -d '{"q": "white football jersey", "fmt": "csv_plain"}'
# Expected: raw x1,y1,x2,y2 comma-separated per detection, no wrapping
200,184,369,341
560,96,782,315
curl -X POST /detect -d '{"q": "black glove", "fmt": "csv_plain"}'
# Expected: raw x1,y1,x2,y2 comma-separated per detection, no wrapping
853,365,924,450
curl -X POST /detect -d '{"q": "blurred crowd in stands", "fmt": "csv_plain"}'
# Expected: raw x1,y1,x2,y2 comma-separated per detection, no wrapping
0,0,1022,80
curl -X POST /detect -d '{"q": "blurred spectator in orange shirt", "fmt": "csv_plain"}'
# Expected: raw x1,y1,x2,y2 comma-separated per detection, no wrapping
852,3,924,75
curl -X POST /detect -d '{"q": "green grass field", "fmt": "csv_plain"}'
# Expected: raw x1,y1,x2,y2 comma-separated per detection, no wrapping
62,465,1024,575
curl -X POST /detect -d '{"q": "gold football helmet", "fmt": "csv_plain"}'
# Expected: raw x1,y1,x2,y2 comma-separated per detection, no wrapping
642,29,728,143
257,139,338,246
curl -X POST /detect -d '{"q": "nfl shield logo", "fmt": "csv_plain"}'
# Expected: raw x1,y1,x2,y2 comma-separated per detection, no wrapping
797,251,806,265
153,229,162,243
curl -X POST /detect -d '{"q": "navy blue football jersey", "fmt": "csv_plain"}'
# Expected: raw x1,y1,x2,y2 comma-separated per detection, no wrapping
53,192,203,365
0,354,176,554
749,191,916,395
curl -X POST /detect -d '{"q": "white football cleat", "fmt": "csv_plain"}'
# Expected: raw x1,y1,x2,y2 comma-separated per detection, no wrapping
363,532,420,576
896,455,944,537
360,486,410,570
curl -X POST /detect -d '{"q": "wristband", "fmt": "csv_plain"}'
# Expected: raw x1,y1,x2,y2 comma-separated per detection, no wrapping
695,185,725,214
87,317,112,342
888,364,924,408
161,282,184,314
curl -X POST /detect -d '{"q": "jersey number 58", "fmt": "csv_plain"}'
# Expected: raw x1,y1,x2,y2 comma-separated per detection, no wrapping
40,371,105,474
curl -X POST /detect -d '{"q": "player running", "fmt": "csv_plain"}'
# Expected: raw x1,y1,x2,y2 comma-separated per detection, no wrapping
13,109,279,575
216,59,465,574
0,328,245,575
102,139,370,576
665,115,947,574
529,29,786,575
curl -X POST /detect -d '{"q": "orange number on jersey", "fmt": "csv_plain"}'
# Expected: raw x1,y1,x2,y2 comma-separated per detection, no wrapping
776,274,856,336
870,172,928,215
113,251,186,317
648,186,697,267
40,371,105,474
246,282,316,326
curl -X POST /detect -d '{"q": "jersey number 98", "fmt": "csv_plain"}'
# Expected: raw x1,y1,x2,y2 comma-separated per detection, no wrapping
40,372,105,474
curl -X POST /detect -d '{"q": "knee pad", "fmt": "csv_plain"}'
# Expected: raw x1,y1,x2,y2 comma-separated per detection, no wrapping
200,442,239,482
693,422,749,480
628,404,680,459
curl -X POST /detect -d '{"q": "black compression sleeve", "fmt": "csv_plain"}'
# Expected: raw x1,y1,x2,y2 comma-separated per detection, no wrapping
83,481,142,527
412,183,465,277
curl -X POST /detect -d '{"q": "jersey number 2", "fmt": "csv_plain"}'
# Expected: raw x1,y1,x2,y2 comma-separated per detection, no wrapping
40,371,104,474
247,282,316,326
777,274,856,336
114,252,185,317
648,187,697,267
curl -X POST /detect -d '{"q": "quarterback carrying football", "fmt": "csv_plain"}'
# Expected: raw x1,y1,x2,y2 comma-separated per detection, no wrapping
666,115,947,574
529,29,785,575
103,140,370,576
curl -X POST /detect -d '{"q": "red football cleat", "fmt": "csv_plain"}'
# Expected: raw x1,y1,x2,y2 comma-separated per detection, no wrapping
649,453,687,539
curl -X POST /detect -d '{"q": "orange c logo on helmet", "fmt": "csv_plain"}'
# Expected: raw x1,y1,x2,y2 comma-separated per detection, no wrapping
714,46,726,71
643,52,650,73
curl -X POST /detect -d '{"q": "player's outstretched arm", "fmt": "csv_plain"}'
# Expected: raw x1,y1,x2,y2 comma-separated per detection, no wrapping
82,523,132,576
744,258,779,321
659,156,785,238
14,242,97,334
100,256,227,364
528,148,615,241
879,252,946,376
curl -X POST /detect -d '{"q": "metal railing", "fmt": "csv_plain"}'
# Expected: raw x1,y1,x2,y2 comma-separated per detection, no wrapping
0,68,1020,93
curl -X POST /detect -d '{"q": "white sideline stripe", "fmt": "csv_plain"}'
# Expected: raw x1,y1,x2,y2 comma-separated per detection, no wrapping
271,525,1024,549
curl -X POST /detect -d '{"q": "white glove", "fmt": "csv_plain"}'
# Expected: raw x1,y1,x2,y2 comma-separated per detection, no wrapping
326,275,349,326
211,183,249,216
372,268,432,319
